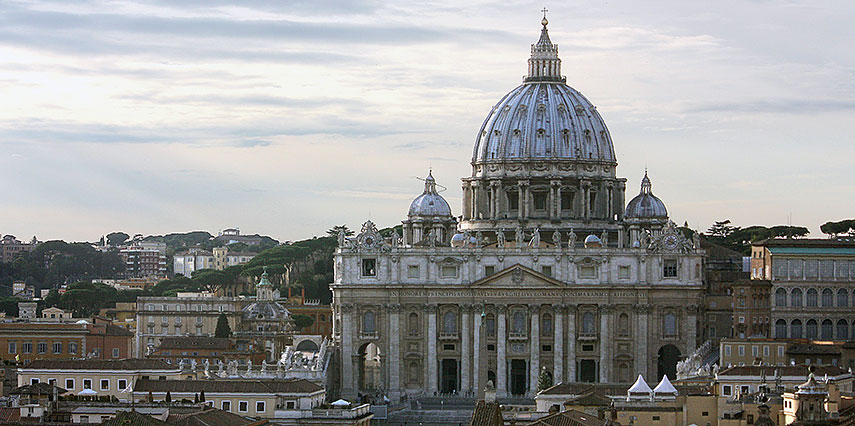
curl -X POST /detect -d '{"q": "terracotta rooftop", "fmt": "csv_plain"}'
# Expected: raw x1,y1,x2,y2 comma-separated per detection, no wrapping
540,383,629,396
23,359,177,371
718,364,849,377
468,400,503,426
787,343,842,356
524,409,612,426
10,382,67,395
157,336,231,350
133,379,322,394
168,408,267,426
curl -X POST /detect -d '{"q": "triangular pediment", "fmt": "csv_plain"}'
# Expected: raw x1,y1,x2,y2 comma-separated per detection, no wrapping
472,264,565,288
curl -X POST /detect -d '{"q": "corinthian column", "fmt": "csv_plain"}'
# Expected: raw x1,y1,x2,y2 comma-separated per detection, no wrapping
461,306,471,393
529,305,540,395
566,304,576,382
426,305,438,394
497,305,508,397
553,305,564,384
599,305,610,383
636,305,649,379
388,304,401,400
473,304,483,396
340,303,355,398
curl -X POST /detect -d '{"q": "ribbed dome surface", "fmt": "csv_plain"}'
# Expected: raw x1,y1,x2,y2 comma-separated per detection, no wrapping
242,301,290,321
625,172,668,219
472,82,615,164
408,172,453,218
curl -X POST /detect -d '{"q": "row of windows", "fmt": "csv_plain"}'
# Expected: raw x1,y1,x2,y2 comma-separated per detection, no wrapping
371,261,676,280
9,341,80,355
772,258,855,280
723,344,785,358
774,319,854,340
220,400,267,413
144,304,230,312
33,377,127,392
775,287,851,308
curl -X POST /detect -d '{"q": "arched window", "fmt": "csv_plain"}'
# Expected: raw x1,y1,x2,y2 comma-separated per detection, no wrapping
541,313,553,336
791,289,803,307
582,312,595,334
806,319,818,339
618,313,630,336
512,311,526,334
822,289,833,307
822,320,833,340
838,289,849,308
791,319,802,338
807,289,818,307
408,313,419,335
443,311,457,334
363,311,376,333
837,320,849,341
775,320,787,338
775,288,787,307
664,313,677,337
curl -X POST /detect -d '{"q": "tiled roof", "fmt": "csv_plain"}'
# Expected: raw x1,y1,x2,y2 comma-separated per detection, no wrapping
168,408,267,426
718,364,848,377
100,410,170,426
539,383,629,396
563,392,611,407
468,400,503,426
525,409,610,426
10,382,67,395
157,337,231,350
757,238,855,248
23,359,176,371
133,379,322,394
787,343,841,355
0,407,20,423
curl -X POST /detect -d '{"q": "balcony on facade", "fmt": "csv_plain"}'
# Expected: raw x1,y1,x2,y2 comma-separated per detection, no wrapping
359,331,379,340
439,332,459,340
508,332,528,341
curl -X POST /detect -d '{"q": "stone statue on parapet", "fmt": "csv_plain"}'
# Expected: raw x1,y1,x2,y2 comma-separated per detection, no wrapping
552,230,561,247
497,229,506,248
475,231,484,248
568,229,577,248
530,228,541,248
515,226,524,246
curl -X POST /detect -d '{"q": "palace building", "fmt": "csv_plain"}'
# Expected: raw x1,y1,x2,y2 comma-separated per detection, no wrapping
331,16,705,402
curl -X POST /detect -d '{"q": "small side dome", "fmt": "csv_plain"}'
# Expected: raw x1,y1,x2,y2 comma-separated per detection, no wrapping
625,171,668,219
450,233,477,248
408,171,453,218
584,234,602,248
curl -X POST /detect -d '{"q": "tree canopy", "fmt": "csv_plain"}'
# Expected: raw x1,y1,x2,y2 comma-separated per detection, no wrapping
820,219,855,237
703,220,810,254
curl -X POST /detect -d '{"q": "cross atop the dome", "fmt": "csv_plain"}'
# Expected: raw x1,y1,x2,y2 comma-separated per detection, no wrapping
541,7,549,26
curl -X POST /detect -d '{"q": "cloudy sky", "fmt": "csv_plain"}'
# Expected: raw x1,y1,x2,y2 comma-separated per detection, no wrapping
1,0,853,242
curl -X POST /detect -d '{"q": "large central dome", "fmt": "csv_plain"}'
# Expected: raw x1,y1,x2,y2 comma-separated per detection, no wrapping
471,18,616,167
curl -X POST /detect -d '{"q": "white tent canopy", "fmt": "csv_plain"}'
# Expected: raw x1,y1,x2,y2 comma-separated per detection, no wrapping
331,399,350,407
77,389,97,396
654,375,678,395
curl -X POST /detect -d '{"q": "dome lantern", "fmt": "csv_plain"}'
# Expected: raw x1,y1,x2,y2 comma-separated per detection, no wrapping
526,8,564,83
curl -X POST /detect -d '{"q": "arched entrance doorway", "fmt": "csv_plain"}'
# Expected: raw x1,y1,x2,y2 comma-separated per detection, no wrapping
657,345,681,380
358,342,383,394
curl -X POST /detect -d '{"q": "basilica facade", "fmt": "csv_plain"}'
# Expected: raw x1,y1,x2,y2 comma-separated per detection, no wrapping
331,17,704,402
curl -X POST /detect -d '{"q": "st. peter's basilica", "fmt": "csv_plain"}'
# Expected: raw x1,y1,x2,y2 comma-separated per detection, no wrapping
331,16,704,402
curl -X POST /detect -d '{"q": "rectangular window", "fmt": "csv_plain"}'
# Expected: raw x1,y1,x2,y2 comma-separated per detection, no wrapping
533,192,547,211
118,379,127,391
100,379,109,390
738,346,745,356
763,346,770,357
69,342,78,354
222,401,231,411
652,416,660,421
778,346,785,357
507,191,519,210
256,401,265,413
741,385,749,394
112,348,120,358
723,385,732,395
8,342,15,354
702,411,709,416
663,259,678,278
752,346,758,357
541,265,552,277
580,266,596,278
22,342,32,354
407,265,420,278
66,379,74,389
238,401,248,412
542,344,552,352
286,401,296,409
37,342,47,354
725,345,731,356
440,265,458,278
361,259,376,277
31,378,39,385
485,266,495,276
53,342,62,354
81,416,89,423
83,379,92,389
560,192,573,211
618,265,630,279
